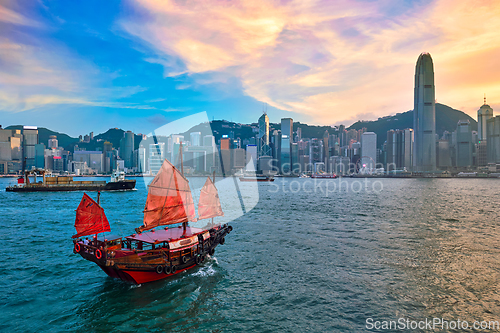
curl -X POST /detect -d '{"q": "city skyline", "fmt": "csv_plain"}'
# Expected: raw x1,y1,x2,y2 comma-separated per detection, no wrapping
1,1,500,137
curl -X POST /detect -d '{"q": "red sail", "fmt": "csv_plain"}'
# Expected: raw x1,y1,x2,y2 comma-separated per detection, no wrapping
72,193,110,238
198,177,224,220
139,159,196,232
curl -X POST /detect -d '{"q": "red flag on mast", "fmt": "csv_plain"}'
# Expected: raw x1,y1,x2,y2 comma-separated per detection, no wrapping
72,193,110,238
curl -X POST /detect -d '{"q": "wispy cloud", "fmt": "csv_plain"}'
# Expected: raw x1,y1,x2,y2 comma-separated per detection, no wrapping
122,0,500,124
0,4,165,114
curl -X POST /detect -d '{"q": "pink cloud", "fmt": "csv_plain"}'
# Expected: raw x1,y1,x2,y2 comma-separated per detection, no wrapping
121,0,500,123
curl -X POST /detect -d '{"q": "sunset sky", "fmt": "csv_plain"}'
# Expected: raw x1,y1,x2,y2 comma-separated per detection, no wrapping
1,0,499,136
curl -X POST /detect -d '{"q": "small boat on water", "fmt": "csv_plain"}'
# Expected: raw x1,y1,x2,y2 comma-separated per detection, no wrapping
72,159,231,284
310,172,338,179
6,169,135,192
239,175,274,182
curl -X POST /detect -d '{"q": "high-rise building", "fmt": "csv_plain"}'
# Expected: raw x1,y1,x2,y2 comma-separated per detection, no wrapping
437,140,451,168
219,137,232,175
386,129,413,171
120,131,134,169
361,132,377,172
280,118,293,174
456,120,473,168
413,52,436,172
148,143,165,175
323,130,329,172
22,126,38,170
48,135,58,149
258,113,272,157
102,141,113,173
478,97,493,142
246,145,257,171
190,132,201,146
486,116,500,164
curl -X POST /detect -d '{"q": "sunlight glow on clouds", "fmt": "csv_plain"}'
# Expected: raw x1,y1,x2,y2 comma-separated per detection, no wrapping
124,0,500,123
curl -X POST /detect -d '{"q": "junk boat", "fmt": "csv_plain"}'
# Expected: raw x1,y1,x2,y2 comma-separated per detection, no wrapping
6,169,135,192
239,175,274,182
72,159,231,284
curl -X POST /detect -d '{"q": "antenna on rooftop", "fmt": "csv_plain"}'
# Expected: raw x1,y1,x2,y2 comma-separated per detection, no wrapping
484,93,487,105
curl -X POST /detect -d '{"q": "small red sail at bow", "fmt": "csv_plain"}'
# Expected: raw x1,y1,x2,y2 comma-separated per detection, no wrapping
72,193,110,238
139,159,196,232
198,177,224,220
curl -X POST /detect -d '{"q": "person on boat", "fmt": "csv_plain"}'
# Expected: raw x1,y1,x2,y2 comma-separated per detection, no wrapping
84,238,89,246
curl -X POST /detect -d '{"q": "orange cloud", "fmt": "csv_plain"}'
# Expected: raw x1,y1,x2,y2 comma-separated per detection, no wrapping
123,0,500,123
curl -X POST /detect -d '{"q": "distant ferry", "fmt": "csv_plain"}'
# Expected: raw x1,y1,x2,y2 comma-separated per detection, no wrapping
239,175,274,182
6,169,135,192
310,173,338,179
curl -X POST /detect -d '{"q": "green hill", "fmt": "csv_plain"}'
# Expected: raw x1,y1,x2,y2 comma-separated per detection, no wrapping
348,103,477,147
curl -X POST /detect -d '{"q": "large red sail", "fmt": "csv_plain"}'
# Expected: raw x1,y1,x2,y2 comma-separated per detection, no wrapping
139,159,196,232
198,177,224,220
72,193,110,238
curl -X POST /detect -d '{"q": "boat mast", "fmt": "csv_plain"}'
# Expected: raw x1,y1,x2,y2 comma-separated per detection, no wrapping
211,170,215,226
180,142,187,232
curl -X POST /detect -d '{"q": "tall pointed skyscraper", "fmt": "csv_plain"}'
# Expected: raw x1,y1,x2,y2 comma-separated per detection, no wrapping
413,52,436,171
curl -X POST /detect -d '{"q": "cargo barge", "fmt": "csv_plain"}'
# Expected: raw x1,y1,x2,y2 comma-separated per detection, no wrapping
6,169,135,192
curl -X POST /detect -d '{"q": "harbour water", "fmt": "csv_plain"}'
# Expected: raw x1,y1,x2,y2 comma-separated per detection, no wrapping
1,177,500,332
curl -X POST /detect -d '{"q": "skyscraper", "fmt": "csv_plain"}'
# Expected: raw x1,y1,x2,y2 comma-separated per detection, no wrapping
258,113,272,157
120,131,134,169
280,118,293,174
456,120,473,168
22,126,38,170
361,132,377,172
478,96,493,142
413,52,436,172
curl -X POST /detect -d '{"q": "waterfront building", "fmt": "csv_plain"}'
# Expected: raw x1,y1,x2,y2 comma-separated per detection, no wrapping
477,141,487,167
22,126,38,170
361,132,377,172
73,151,103,173
280,118,293,174
35,143,45,169
323,130,329,172
478,97,493,142
486,116,500,164
437,140,452,168
309,139,323,168
220,137,231,175
233,148,246,171
386,129,413,171
291,142,299,174
258,113,272,158
456,120,473,168
120,131,134,169
330,156,350,175
137,146,147,173
102,141,113,173
246,145,257,171
148,143,165,175
413,52,436,171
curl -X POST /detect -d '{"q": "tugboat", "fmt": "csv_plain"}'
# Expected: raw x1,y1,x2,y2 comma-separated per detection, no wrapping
72,159,231,284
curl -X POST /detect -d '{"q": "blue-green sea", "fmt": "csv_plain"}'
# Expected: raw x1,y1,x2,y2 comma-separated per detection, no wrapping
1,177,500,332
